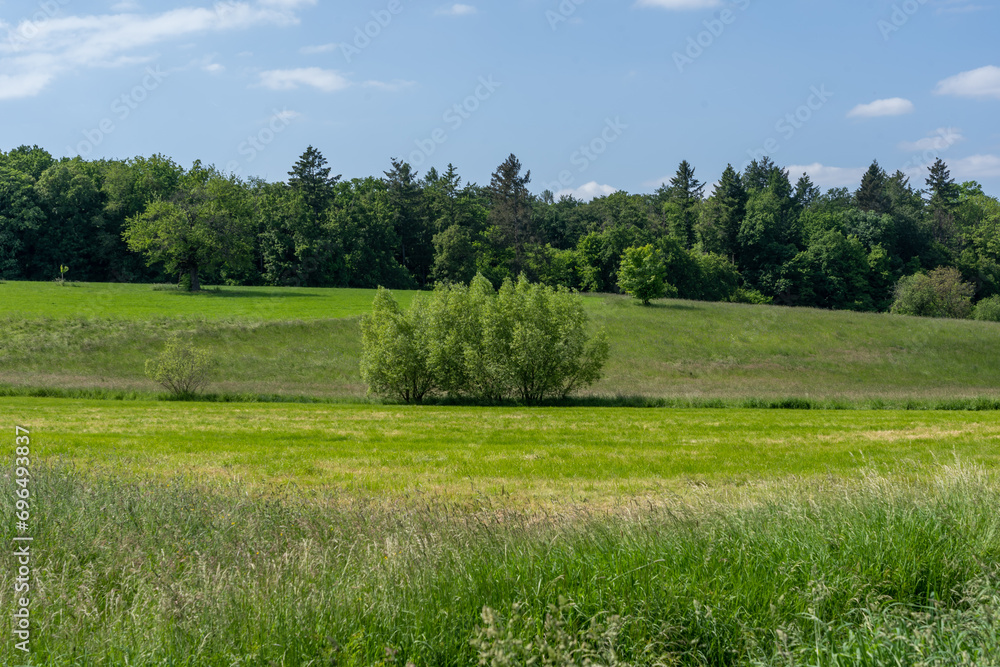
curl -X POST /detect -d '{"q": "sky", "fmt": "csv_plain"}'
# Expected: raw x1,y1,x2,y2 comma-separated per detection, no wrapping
1,0,998,199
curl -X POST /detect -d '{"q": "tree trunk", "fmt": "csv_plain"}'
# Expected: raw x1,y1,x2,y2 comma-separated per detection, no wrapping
189,266,200,291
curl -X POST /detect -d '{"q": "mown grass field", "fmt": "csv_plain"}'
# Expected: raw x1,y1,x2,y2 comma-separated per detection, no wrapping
4,281,1000,402
8,397,1000,502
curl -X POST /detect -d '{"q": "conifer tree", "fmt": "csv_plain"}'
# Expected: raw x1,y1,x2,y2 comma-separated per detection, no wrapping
855,160,890,214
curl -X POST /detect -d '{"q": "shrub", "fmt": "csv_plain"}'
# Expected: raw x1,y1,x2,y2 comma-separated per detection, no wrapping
617,245,674,305
730,287,772,305
360,275,610,404
973,295,1000,322
891,267,974,319
145,335,215,396
359,287,436,403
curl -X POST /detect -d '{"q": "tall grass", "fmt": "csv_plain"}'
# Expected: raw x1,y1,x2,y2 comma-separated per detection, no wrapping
2,462,1000,665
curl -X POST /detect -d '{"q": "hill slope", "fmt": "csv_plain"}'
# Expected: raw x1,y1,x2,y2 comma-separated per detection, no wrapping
3,281,999,402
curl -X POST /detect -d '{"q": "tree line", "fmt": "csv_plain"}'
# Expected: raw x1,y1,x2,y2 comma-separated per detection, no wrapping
2,143,999,314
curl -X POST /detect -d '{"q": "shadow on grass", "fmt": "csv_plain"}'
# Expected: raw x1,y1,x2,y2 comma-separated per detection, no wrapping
4,384,1000,411
154,287,326,299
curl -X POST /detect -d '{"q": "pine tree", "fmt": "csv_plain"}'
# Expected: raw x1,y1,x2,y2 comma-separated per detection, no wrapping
793,173,820,209
743,157,779,193
384,159,433,286
663,160,704,249
488,154,534,276
855,160,890,214
925,158,960,246
288,146,340,218
696,164,745,258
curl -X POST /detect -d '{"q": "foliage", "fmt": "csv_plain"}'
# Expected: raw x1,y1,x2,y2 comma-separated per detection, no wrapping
973,295,1000,322
891,267,975,319
617,244,671,305
4,145,1000,317
360,276,609,403
359,287,435,403
144,334,215,395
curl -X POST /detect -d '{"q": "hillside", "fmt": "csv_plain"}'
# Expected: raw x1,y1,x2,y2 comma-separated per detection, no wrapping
3,281,1000,402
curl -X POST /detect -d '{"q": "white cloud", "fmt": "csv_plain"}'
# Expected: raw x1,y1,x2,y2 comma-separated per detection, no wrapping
950,154,1000,180
436,4,477,16
934,65,1000,99
846,97,914,118
202,62,224,74
258,67,351,92
556,182,619,201
898,127,964,153
273,109,301,123
299,42,338,55
785,164,867,190
0,1,312,100
111,0,141,11
634,0,721,9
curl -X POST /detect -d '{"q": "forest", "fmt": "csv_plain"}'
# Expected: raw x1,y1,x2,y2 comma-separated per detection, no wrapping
2,143,998,314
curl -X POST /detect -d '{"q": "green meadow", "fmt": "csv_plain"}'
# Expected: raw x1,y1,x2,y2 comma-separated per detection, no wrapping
4,280,1000,402
4,281,1000,665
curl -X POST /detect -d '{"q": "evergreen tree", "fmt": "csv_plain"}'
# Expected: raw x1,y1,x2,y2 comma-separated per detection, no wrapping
487,154,534,276
743,157,779,193
925,158,960,247
384,158,432,286
288,146,340,218
662,160,704,249
855,160,890,214
793,173,820,210
696,164,745,258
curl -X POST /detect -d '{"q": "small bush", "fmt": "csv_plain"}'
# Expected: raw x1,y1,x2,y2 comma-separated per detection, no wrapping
730,287,772,305
891,267,974,319
617,244,674,305
973,295,1000,322
145,335,215,396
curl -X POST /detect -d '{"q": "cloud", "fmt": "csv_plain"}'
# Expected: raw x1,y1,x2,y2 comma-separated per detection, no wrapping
785,164,867,189
634,0,721,9
273,109,301,123
846,97,915,118
934,65,1000,99
258,67,351,92
202,62,224,74
556,182,619,201
898,127,964,153
0,1,313,100
436,4,477,16
950,154,1000,180
299,42,338,55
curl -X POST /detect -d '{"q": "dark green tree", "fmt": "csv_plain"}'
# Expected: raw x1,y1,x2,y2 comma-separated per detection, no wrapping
487,154,534,277
662,160,704,249
854,160,890,214
288,146,340,219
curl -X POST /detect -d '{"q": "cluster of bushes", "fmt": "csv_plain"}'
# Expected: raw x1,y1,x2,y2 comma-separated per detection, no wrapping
890,266,1000,322
360,275,610,404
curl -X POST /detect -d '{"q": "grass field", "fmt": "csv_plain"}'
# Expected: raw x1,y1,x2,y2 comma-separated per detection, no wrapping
8,397,1000,501
6,281,1000,664
4,281,1000,402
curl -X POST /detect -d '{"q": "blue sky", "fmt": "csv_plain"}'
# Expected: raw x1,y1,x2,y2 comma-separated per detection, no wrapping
2,0,998,198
